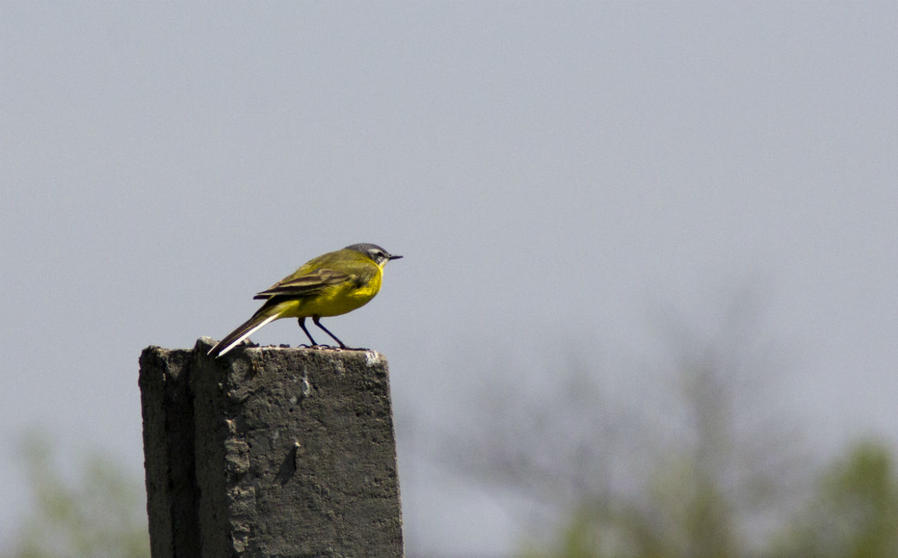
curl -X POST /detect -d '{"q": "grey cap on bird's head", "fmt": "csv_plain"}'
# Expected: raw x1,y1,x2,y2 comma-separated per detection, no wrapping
345,243,403,265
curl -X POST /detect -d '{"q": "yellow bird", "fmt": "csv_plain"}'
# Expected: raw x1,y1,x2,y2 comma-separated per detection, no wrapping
208,243,402,357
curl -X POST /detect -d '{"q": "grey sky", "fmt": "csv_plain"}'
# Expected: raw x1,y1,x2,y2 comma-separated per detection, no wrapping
2,3,897,555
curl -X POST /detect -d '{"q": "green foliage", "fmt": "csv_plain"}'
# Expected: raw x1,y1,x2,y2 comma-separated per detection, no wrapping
774,441,898,558
6,433,150,558
522,441,898,558
519,507,600,558
517,469,739,558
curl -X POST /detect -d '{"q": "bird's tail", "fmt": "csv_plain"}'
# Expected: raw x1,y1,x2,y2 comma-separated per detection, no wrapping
207,308,280,358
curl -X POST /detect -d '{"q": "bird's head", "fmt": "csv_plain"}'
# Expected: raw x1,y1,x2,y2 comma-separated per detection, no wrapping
346,243,403,267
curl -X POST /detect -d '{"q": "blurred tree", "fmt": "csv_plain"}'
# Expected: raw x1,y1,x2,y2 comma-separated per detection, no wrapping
5,432,149,558
512,352,778,558
773,441,898,558
442,298,807,558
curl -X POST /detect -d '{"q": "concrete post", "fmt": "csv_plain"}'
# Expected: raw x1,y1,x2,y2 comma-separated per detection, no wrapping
139,338,404,557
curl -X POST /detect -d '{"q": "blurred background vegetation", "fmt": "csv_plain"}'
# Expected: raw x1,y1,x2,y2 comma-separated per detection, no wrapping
6,436,895,558
5,433,149,558
517,441,898,558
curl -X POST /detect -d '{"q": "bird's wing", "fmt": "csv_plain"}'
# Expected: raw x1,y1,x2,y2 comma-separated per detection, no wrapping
253,268,352,299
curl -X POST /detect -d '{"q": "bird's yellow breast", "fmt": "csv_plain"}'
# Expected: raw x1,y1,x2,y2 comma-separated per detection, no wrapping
278,265,383,318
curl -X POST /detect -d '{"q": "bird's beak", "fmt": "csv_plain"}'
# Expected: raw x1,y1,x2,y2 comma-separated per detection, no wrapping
388,254,403,260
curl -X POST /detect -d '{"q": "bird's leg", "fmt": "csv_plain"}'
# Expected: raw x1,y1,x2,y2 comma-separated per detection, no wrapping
312,316,348,349
298,317,317,346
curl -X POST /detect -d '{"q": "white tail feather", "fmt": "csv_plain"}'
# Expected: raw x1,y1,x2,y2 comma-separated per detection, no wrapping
212,314,279,357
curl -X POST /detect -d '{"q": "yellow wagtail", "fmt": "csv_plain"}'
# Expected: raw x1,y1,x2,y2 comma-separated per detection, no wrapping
208,243,402,357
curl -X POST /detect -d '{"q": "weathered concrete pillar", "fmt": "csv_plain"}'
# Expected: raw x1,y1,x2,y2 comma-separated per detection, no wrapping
139,338,404,558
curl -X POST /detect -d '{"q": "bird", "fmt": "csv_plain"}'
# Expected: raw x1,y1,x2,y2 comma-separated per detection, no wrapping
208,243,402,357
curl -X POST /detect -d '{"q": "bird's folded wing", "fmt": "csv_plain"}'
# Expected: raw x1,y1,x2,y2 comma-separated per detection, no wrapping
253,269,351,299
